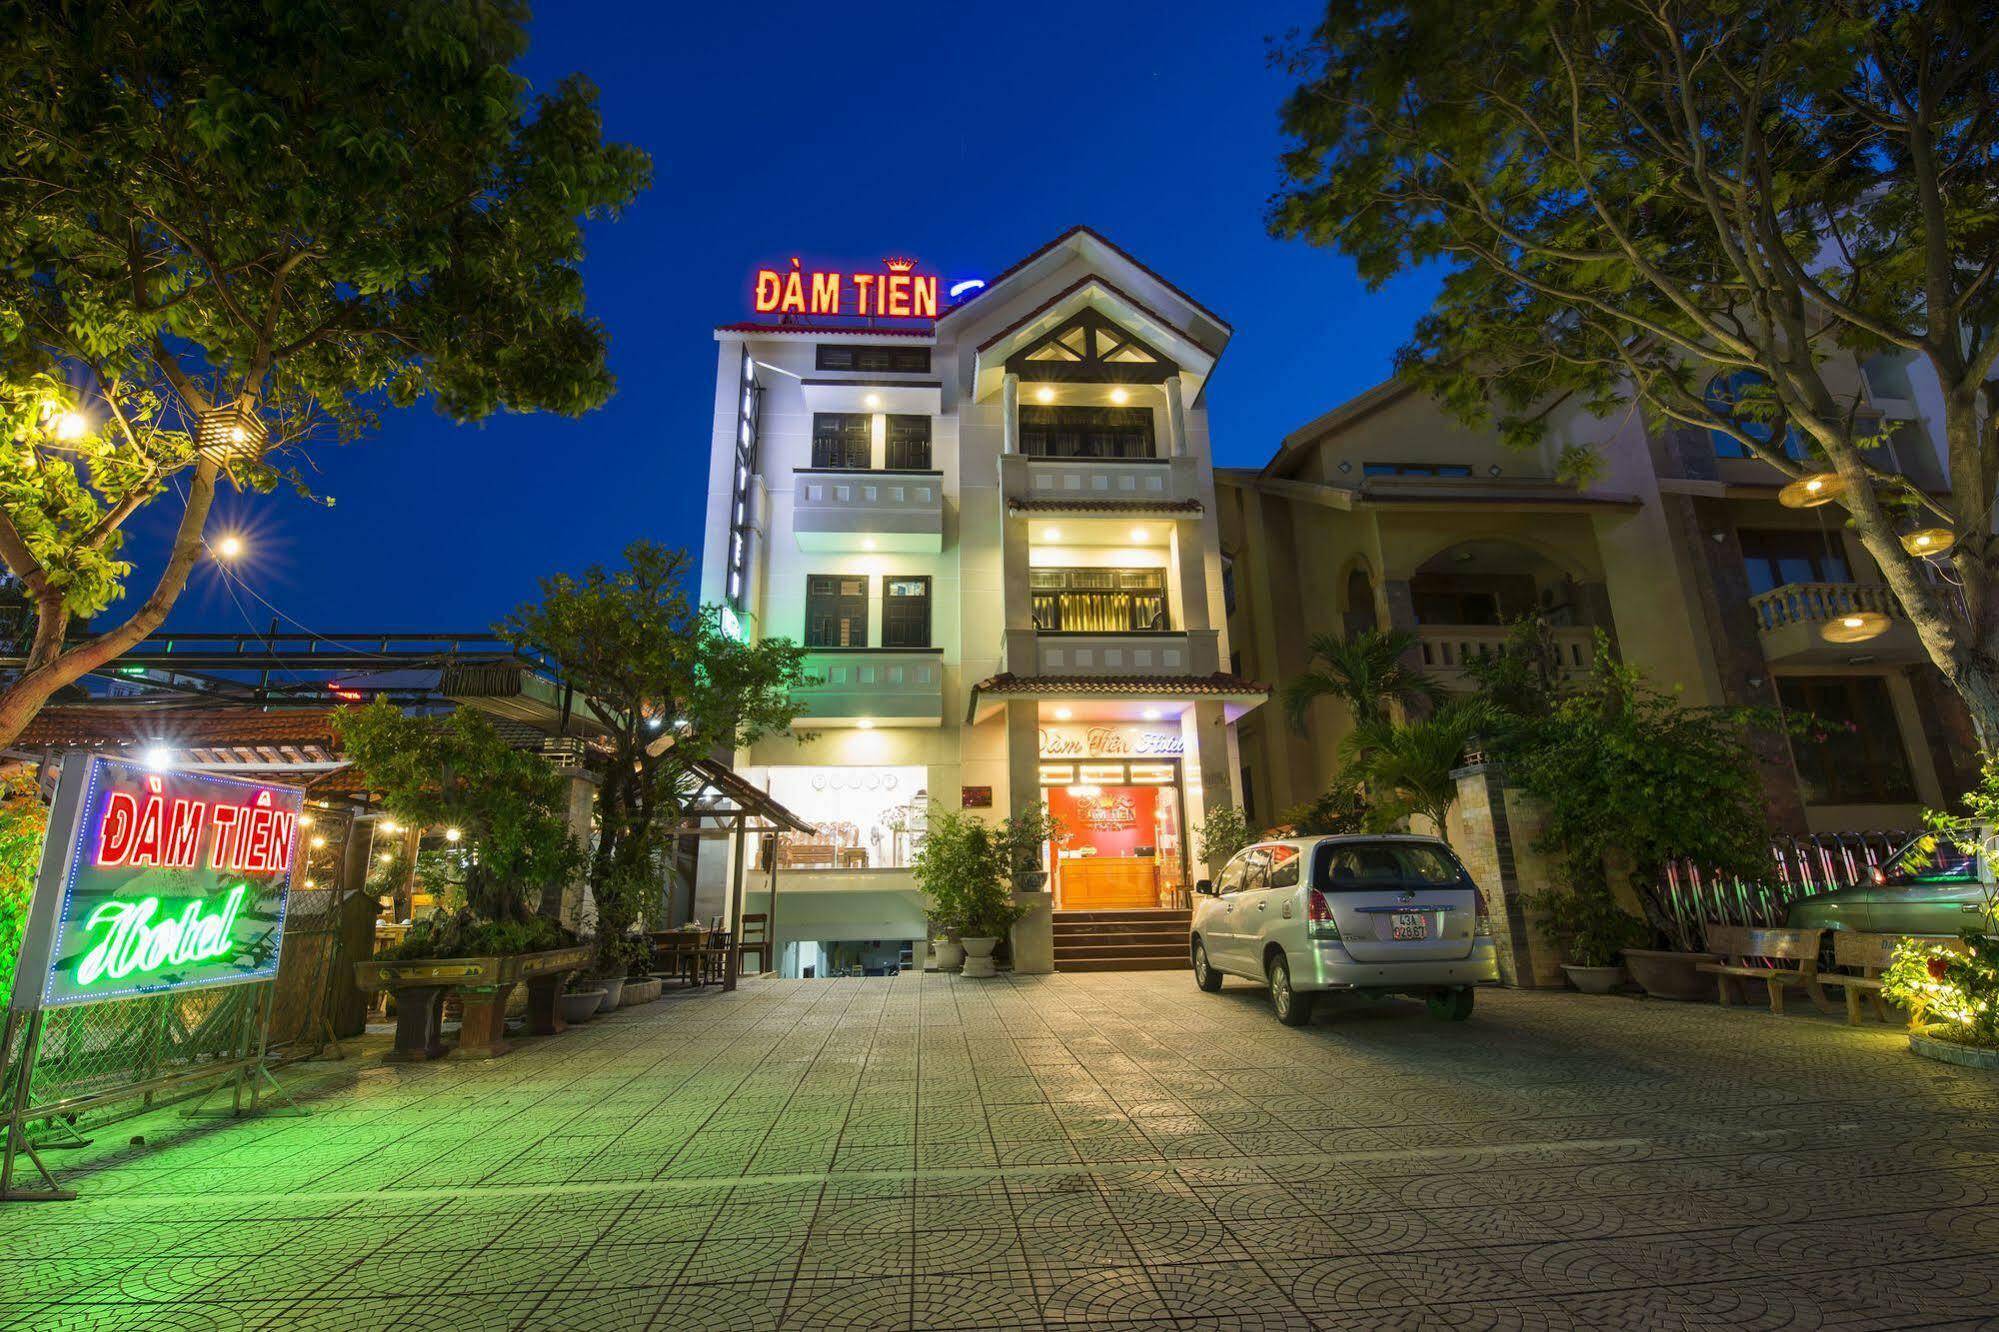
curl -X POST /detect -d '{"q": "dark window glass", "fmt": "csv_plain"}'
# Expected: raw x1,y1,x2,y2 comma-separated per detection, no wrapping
884,415,931,470
1222,559,1237,616
1230,649,1244,676
1738,529,1850,595
811,413,871,469
882,576,932,648
1240,766,1257,825
805,575,869,647
1267,842,1301,888
1019,405,1155,459
1705,371,1809,461
1029,568,1167,632
816,345,930,373
1777,676,1917,805
1312,840,1464,891
1361,462,1474,477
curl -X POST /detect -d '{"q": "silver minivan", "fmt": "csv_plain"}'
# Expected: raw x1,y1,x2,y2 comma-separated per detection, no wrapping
1190,834,1501,1025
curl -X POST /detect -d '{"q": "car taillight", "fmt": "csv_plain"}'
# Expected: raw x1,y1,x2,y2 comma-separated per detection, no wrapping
1473,886,1494,937
1307,889,1341,941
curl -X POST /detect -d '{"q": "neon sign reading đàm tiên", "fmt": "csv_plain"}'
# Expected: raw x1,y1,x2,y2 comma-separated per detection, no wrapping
94,778,296,874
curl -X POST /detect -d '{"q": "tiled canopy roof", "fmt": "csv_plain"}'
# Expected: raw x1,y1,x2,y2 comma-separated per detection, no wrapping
1007,498,1203,514
13,706,346,751
971,672,1268,697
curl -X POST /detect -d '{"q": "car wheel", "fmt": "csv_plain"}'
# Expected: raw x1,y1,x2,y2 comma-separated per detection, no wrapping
1192,939,1224,992
1426,987,1475,1021
1268,953,1315,1026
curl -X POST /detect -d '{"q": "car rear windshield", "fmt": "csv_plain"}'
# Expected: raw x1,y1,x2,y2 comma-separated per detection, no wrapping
1313,840,1465,891
1877,834,1981,886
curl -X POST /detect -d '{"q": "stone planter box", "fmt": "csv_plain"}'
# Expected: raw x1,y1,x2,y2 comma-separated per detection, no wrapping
1561,963,1626,995
1910,1026,1999,1070
1624,949,1720,1002
620,977,662,1006
354,944,593,1061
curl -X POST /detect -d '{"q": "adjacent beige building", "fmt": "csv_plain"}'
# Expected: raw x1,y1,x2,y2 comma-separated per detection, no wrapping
1220,357,1978,838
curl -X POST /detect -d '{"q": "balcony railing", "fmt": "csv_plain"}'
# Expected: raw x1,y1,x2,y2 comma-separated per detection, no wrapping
1749,581,1905,633
999,453,1200,509
1000,628,1221,677
792,467,943,553
1416,625,1596,689
789,649,944,726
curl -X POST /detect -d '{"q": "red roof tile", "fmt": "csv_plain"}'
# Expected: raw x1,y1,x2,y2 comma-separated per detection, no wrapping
971,672,1268,697
13,706,347,750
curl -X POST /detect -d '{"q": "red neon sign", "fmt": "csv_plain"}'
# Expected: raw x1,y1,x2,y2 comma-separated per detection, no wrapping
96,778,297,874
753,257,938,319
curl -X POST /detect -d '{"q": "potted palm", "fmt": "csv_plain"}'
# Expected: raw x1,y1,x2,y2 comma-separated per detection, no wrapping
1525,885,1648,994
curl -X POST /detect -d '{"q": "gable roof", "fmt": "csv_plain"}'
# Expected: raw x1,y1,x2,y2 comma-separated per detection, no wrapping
941,225,1231,337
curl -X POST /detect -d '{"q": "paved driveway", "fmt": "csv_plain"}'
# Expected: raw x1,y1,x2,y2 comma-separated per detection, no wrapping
1,973,1995,1330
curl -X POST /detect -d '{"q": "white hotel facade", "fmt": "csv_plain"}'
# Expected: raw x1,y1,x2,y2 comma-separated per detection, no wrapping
696,227,1264,974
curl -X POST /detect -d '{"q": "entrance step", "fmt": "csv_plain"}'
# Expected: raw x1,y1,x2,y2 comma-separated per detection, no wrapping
1051,909,1191,973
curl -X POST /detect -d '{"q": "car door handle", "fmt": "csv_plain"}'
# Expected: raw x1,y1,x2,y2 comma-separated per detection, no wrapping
1256,901,1266,910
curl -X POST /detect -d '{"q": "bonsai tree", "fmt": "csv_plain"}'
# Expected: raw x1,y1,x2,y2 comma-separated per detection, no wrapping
335,701,582,956
499,541,808,971
995,802,1064,889
0,2,648,748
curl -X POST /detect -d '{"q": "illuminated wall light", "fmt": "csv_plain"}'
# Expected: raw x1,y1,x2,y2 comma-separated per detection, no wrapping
1129,528,1148,542
1142,708,1162,721
1035,387,1055,404
1043,527,1061,541
141,745,171,771
382,820,401,835
1065,785,1102,798
862,538,877,550
309,835,327,850
856,718,875,730
1053,707,1073,721
1109,388,1129,405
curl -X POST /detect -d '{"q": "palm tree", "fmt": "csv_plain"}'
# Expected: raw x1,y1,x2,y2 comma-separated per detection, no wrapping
1344,698,1495,843
1282,628,1440,734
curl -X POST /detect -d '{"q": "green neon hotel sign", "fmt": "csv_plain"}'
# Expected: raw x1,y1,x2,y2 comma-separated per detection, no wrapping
9,756,301,1012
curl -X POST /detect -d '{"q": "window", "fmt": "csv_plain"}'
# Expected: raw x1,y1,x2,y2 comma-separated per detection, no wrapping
816,345,930,373
885,415,931,470
1313,840,1464,890
1030,568,1167,632
1019,405,1155,459
1240,766,1257,825
1222,557,1237,616
1268,844,1302,889
882,577,932,648
1238,848,1270,892
805,575,869,647
1777,676,1917,805
1738,529,1851,595
811,413,871,469
1217,851,1251,895
1361,462,1473,477
1705,371,1808,461
766,766,927,870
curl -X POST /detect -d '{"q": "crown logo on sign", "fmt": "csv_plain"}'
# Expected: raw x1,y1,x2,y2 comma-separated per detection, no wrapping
882,257,916,273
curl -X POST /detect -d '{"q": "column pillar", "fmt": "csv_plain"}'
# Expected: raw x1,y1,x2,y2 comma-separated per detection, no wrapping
1164,375,1188,458
1001,372,1020,455
1186,700,1239,876
1004,699,1054,974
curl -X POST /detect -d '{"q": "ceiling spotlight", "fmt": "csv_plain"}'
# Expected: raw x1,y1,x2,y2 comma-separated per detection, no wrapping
1141,708,1162,721
1043,527,1061,541
140,745,171,771
864,393,882,409
1035,387,1055,404
1109,388,1129,405
857,718,875,730
1129,528,1148,542
310,835,327,850
1053,707,1073,721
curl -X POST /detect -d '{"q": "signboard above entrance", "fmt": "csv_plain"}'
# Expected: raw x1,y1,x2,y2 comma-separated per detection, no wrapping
753,257,940,320
9,756,302,1012
1038,725,1185,760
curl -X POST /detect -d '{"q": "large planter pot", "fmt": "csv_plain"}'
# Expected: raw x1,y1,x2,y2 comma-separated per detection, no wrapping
620,977,661,1006
354,944,592,1059
930,938,964,972
960,936,999,979
559,990,606,1024
595,977,627,1013
1623,949,1721,1001
1013,870,1050,894
1561,963,1626,995
1910,1026,1999,1070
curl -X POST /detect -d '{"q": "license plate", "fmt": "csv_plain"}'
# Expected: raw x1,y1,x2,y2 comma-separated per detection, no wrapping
1390,912,1427,941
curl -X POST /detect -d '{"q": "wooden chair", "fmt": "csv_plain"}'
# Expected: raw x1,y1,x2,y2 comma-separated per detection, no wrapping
738,914,769,976
1813,931,1967,1026
1697,924,1829,1016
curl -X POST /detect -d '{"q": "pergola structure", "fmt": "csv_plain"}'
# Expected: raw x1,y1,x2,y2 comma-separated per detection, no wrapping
658,758,812,990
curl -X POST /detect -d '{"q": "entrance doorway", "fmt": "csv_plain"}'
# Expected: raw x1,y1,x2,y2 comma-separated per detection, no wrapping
1040,759,1186,910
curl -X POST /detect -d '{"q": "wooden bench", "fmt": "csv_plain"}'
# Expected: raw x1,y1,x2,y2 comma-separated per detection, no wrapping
1697,924,1829,1016
1812,930,1968,1026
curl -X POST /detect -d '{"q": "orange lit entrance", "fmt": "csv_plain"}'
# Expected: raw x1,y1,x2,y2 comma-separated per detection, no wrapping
1040,759,1186,910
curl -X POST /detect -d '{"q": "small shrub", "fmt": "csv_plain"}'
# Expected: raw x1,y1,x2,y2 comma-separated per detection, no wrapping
1522,886,1648,968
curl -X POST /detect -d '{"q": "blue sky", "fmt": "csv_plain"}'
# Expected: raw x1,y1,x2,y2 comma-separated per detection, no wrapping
152,0,1443,635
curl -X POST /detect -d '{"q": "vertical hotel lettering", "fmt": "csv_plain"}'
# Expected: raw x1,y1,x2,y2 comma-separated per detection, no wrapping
754,257,939,319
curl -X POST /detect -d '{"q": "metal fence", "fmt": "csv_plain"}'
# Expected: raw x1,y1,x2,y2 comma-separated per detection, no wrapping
1659,829,1914,944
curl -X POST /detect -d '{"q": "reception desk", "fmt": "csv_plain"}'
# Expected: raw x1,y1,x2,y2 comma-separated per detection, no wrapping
1059,856,1158,910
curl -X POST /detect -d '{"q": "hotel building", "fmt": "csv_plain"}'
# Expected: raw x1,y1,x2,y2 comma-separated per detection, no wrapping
696,227,1265,975
1219,353,1981,841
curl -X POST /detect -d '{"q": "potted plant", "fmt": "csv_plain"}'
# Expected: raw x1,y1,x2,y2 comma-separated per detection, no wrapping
959,871,1030,979
1524,885,1648,994
997,802,1063,894
913,809,983,971
559,971,607,1024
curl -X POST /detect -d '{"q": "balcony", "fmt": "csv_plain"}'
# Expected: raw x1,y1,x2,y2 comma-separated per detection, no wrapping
999,453,1202,513
1416,625,1597,690
792,468,943,553
1000,628,1220,678
790,649,944,727
1749,582,1924,664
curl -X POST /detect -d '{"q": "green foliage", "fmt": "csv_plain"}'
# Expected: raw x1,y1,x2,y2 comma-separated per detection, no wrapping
1342,697,1495,840
996,802,1065,881
334,701,581,923
1283,628,1440,733
1270,0,1999,741
375,912,573,963
1275,775,1372,837
1881,760,1999,1045
1523,886,1649,969
1459,616,1567,723
0,0,649,747
911,808,1031,939
0,772,48,1005
1492,648,1774,951
1194,804,1253,875
498,541,808,973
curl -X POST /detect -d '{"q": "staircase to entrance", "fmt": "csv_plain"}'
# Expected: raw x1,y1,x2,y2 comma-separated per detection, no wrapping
1052,908,1191,973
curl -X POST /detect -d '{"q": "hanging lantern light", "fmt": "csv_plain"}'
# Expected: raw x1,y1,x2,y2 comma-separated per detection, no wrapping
195,401,268,464
1821,611,1891,644
1778,471,1847,508
1901,527,1956,558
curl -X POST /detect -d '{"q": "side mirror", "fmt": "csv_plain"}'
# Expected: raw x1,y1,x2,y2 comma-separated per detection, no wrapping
1194,879,1215,896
